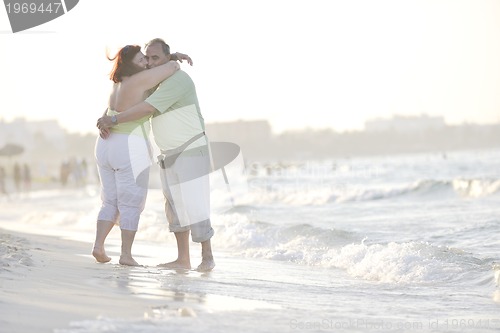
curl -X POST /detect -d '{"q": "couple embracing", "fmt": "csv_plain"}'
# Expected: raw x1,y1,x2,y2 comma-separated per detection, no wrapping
93,38,215,272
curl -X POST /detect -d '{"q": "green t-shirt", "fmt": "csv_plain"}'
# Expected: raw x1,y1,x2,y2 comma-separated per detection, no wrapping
145,70,206,151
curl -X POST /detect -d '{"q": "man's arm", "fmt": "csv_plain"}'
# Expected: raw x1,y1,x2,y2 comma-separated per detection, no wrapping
99,108,110,138
97,102,156,130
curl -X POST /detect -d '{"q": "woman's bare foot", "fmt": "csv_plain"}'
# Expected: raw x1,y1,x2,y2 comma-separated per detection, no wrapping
157,259,191,270
119,255,140,266
92,247,111,263
196,257,215,272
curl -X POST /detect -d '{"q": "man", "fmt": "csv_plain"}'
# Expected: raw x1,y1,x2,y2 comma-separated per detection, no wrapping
98,38,215,272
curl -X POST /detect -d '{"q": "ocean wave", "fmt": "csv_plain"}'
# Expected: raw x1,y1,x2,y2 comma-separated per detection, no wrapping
211,215,490,284
321,241,488,284
239,178,500,206
213,213,357,251
451,178,500,198
343,178,500,202
331,179,454,203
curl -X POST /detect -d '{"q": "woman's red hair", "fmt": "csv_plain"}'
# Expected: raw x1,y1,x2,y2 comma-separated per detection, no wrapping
108,45,142,83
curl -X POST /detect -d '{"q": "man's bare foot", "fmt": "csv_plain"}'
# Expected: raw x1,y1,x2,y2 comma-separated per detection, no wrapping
196,257,215,272
157,259,191,270
119,255,140,266
92,247,111,263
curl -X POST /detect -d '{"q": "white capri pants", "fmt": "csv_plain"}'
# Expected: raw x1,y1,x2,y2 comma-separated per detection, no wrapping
95,133,151,231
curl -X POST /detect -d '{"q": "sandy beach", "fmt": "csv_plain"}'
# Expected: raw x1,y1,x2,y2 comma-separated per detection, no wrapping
0,225,292,333
0,188,287,333
0,219,283,333
0,228,220,333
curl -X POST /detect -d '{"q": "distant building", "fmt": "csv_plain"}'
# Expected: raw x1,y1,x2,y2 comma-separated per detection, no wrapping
0,118,67,152
365,114,445,132
206,120,272,142
205,120,273,160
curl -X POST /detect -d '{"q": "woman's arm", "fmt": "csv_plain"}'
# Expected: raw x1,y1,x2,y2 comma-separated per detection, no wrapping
129,60,180,91
171,52,193,66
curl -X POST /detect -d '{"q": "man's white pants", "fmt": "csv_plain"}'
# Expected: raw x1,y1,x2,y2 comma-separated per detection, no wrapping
159,147,214,243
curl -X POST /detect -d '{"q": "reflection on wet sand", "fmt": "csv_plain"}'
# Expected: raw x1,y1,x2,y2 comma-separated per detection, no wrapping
88,262,280,320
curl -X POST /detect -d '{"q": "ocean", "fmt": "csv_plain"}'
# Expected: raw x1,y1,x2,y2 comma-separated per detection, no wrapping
1,148,499,332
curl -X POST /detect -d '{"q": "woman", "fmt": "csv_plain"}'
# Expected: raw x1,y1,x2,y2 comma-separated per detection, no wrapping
93,45,181,266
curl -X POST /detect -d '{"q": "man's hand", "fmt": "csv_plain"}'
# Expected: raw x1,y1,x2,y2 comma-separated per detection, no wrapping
174,52,193,66
99,128,110,139
97,115,113,131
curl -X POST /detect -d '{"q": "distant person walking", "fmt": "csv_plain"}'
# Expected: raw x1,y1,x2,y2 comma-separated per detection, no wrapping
60,160,70,186
0,166,6,195
23,163,31,192
13,163,21,192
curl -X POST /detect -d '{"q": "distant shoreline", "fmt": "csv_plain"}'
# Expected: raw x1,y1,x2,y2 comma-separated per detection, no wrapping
1,118,499,164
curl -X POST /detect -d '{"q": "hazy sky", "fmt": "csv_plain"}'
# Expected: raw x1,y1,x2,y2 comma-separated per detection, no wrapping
0,0,499,134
